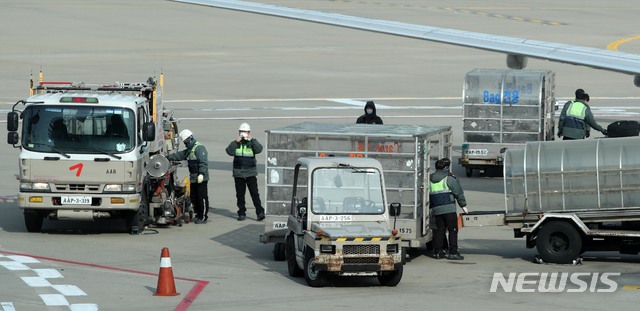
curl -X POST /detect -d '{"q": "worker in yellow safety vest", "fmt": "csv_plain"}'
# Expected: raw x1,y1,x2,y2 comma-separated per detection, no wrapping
558,89,607,140
429,158,468,260
225,122,265,221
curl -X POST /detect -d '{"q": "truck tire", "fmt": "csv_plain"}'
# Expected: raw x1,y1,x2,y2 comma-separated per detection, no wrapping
273,242,286,261
286,235,303,277
536,221,582,264
465,167,473,177
304,249,326,287
24,210,44,233
128,190,149,235
607,120,639,138
377,264,403,286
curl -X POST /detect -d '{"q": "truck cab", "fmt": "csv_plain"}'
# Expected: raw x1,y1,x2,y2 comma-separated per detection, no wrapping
6,72,180,234
284,157,403,287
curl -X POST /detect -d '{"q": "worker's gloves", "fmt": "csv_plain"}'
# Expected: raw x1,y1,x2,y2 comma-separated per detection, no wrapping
461,207,469,214
602,129,608,136
197,174,204,184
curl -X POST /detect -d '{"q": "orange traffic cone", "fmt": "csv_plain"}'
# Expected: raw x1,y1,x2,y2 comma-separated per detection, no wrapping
154,247,180,296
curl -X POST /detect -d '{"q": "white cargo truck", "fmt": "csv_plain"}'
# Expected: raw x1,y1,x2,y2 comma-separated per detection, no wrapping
6,72,184,234
284,157,403,286
463,137,640,263
260,122,452,260
459,69,556,177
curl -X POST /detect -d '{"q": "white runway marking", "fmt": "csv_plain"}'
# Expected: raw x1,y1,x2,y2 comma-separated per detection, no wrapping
0,261,30,271
21,276,52,287
70,304,99,311
7,255,40,264
177,114,460,120
1,302,16,311
1,253,96,309
327,98,391,108
39,294,69,306
33,268,63,278
52,284,87,296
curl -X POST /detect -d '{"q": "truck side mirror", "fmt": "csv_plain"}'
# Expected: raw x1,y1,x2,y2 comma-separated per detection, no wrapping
7,112,19,131
142,122,155,141
296,197,308,217
389,202,401,217
7,131,18,145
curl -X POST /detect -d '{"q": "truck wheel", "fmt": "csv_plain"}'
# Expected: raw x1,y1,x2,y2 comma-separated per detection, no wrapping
286,235,303,277
24,210,44,233
273,242,286,261
128,191,149,235
127,208,146,235
536,221,582,264
304,249,325,287
378,264,403,286
465,167,472,177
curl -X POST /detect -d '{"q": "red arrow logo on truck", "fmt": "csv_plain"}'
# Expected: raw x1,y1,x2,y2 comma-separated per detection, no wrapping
69,163,83,177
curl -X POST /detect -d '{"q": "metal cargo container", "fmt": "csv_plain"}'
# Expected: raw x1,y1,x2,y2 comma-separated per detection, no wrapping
261,122,452,251
504,137,640,214
460,69,556,177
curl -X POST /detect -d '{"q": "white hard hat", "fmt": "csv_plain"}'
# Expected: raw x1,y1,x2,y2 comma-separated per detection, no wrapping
239,123,251,131
179,129,193,142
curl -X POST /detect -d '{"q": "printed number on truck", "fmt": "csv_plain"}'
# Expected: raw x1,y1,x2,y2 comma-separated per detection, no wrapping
61,196,91,205
465,149,489,156
320,215,353,222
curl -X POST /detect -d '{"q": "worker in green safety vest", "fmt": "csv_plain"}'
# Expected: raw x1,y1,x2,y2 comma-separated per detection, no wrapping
225,122,265,221
558,89,607,140
167,129,210,224
429,158,468,260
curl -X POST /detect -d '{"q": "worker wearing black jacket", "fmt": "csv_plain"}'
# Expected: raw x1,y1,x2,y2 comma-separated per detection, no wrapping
356,100,383,124
225,122,265,221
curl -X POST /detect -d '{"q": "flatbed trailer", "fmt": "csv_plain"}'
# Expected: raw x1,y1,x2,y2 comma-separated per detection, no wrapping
463,137,640,263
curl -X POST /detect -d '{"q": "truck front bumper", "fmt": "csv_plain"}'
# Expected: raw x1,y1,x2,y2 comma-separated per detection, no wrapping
315,253,402,273
18,192,140,211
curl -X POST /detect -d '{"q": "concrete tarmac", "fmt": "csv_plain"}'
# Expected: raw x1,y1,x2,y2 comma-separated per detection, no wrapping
1,1,639,310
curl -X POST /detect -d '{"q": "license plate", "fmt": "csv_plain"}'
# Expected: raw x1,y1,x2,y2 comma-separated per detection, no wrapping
319,215,352,222
61,196,91,205
465,149,489,156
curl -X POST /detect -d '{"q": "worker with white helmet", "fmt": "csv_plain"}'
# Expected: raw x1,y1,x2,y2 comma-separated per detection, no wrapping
167,129,210,224
225,122,265,221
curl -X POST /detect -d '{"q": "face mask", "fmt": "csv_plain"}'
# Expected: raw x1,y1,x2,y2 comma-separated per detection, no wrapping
366,108,374,114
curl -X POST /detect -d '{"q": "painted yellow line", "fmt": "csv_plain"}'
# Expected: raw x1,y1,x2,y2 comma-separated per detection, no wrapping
623,285,640,290
608,36,640,51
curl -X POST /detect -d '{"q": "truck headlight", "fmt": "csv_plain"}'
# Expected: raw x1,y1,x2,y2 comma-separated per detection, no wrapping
320,244,335,254
104,183,136,193
20,182,51,192
386,244,399,254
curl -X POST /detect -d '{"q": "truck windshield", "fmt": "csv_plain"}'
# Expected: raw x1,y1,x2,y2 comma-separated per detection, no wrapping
311,167,385,214
21,105,136,154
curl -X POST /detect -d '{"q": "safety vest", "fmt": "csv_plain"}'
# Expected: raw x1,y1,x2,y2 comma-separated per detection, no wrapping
429,177,454,207
234,143,254,157
186,141,201,174
564,100,587,129
233,142,257,170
